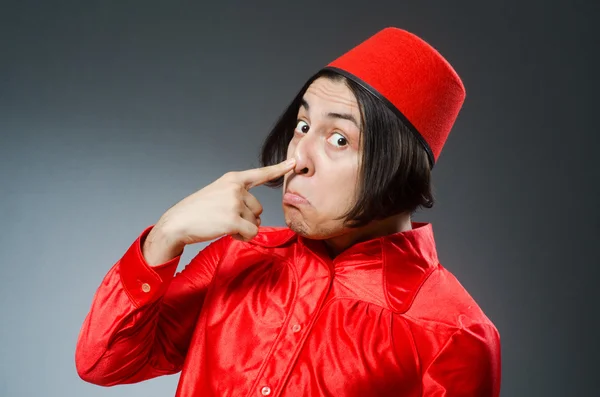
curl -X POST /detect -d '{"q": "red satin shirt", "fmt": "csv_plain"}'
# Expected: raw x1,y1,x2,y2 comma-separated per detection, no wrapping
75,222,501,396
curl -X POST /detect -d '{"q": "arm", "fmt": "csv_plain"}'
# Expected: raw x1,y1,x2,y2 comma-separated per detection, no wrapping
421,323,502,397
75,225,229,386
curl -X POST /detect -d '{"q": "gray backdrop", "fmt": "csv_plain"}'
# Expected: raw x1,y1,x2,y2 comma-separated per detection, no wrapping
1,1,598,396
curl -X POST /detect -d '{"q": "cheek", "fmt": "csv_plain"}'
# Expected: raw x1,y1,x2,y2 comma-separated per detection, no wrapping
317,162,359,209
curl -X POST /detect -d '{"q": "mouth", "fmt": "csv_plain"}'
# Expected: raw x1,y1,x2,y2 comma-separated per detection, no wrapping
283,189,309,206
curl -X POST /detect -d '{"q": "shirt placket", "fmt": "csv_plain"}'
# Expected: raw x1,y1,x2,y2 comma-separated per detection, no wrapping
249,248,333,397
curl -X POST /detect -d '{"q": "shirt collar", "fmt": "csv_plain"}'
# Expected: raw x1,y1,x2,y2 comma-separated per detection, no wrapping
249,222,439,313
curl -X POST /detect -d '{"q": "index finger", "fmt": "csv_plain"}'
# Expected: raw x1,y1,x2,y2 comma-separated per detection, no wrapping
239,158,296,189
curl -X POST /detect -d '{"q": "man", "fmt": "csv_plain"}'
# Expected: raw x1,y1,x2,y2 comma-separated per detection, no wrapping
76,27,501,396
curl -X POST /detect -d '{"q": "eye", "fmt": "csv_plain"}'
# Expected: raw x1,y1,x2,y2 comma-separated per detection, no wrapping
327,132,348,148
295,120,310,133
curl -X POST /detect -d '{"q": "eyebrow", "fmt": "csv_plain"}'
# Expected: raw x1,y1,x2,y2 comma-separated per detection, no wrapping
300,98,359,128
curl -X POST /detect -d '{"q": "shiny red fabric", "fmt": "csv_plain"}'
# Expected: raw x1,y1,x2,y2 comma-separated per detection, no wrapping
75,222,501,396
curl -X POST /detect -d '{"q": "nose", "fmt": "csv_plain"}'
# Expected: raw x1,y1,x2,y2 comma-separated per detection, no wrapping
292,132,315,177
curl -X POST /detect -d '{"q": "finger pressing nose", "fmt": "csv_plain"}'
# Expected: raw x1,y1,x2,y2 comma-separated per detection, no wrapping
291,150,313,176
293,156,312,175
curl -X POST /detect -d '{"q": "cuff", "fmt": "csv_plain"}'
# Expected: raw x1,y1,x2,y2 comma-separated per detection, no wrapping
119,225,181,307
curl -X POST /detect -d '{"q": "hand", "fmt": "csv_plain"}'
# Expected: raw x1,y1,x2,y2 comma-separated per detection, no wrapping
155,158,296,246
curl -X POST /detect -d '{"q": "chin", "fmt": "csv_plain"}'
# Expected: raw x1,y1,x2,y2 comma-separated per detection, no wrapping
287,220,311,237
285,215,343,241
283,208,312,237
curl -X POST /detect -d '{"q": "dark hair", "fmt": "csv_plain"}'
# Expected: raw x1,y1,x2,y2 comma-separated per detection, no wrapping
260,69,434,228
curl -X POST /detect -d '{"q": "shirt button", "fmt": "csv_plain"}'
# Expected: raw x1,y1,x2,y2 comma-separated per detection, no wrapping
261,386,271,395
292,324,302,333
141,283,151,293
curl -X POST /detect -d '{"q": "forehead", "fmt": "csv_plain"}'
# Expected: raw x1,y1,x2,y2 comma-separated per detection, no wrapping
302,77,360,116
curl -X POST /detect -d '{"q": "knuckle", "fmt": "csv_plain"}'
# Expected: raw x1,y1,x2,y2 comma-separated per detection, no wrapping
222,171,235,181
252,207,263,218
226,172,244,185
227,182,243,195
244,225,258,238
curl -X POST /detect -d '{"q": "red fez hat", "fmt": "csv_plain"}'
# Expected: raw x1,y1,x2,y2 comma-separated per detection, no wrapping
323,27,465,168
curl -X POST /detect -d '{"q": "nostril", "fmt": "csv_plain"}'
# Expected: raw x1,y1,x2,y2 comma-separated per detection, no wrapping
301,167,309,174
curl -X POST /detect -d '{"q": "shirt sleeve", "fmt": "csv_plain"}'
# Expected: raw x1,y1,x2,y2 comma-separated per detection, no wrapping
75,225,229,386
421,323,502,396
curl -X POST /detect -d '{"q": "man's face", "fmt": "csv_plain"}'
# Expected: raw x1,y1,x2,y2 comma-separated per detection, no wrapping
282,76,362,239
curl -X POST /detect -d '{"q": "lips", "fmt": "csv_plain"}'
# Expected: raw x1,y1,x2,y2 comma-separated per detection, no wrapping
287,189,306,200
283,189,309,206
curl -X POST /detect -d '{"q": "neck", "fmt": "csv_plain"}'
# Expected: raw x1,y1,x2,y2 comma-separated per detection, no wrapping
323,212,413,258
